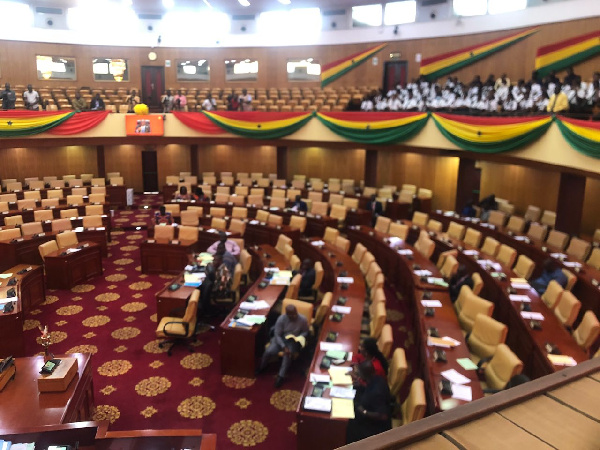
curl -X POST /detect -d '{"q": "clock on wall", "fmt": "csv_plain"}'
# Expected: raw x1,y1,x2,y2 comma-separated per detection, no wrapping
148,51,158,61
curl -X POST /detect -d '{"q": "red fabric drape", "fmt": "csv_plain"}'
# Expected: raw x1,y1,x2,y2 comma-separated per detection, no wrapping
559,117,600,130
49,111,111,135
172,111,225,134
0,110,66,118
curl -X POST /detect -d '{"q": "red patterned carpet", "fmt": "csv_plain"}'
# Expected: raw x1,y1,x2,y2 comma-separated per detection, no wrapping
22,195,418,449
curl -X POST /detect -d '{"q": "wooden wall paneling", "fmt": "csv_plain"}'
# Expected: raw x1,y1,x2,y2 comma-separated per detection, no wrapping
0,17,597,93
0,146,97,181
376,150,459,211
581,177,600,238
555,173,586,236
156,144,191,186
479,161,561,217
286,147,366,182
104,145,143,192
194,144,277,176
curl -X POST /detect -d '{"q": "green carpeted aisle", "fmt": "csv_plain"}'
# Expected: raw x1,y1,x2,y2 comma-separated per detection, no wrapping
22,195,419,449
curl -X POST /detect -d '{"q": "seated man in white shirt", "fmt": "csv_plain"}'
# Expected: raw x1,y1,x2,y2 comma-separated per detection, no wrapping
207,231,240,256
360,96,374,112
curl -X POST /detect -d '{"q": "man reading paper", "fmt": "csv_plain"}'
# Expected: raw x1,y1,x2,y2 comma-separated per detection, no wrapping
257,304,309,388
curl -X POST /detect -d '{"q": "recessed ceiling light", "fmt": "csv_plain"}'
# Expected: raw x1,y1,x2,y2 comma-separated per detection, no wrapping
238,0,250,6
162,0,175,10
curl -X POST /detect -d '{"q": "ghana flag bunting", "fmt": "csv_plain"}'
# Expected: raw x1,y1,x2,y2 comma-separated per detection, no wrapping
535,31,600,79
420,28,538,81
174,111,314,139
556,117,600,159
431,113,553,153
321,43,387,88
316,111,428,144
0,110,75,137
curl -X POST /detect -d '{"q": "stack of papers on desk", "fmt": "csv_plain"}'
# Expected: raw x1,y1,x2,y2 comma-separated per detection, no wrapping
328,367,353,385
320,342,344,351
183,272,205,287
550,252,567,259
388,236,402,247
441,369,471,385
331,398,355,419
330,386,356,399
427,336,461,348
304,397,332,413
421,299,443,308
511,281,531,290
427,277,449,287
0,298,17,307
414,269,432,277
463,250,479,256
548,354,577,366
509,294,531,302
563,261,583,268
270,271,293,285
310,373,331,384
336,277,354,284
397,249,413,256
451,385,473,402
311,240,325,246
239,300,270,310
521,311,545,320
331,305,351,314
249,220,259,225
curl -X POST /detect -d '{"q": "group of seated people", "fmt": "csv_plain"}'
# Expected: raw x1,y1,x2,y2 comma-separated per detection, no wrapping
360,69,600,115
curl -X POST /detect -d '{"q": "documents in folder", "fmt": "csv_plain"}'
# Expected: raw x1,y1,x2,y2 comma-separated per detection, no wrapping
547,354,577,366
330,386,356,399
328,367,353,385
441,369,471,385
183,272,205,287
239,300,270,310
428,336,460,348
304,396,332,413
331,398,355,419
270,270,293,285
521,311,545,321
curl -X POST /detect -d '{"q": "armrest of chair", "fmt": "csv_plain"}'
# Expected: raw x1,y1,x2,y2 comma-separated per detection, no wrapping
162,320,189,337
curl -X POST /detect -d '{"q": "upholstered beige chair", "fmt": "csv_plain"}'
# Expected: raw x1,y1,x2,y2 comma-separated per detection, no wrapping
447,222,466,240
483,344,523,391
56,230,79,249
39,240,59,261
480,237,500,257
554,291,581,328
513,255,535,279
458,293,494,333
464,228,482,248
400,379,426,425
412,211,428,228
156,289,199,356
374,216,391,233
388,348,408,397
468,314,508,361
541,280,564,310
496,244,517,267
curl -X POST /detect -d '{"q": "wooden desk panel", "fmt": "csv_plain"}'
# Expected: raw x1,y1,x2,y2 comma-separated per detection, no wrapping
0,353,94,428
219,245,288,378
140,239,197,275
44,242,103,290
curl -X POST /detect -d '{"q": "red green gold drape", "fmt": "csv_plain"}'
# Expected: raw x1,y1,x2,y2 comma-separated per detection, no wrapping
420,28,538,81
535,30,600,79
173,111,314,139
320,43,387,88
316,111,428,144
555,117,600,158
431,113,554,153
0,110,110,137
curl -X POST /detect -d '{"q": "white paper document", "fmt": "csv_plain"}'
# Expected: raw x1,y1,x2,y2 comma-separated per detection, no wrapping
309,373,331,384
311,240,325,246
451,384,473,402
264,267,280,273
563,261,582,268
513,236,528,241
320,342,344,351
304,397,332,413
441,369,471,385
463,250,479,256
336,277,354,284
550,252,567,259
330,386,356,399
397,249,413,256
511,282,531,290
521,311,545,321
331,305,351,314
421,300,443,308
249,220,259,225
239,300,270,310
509,294,531,303
414,269,432,277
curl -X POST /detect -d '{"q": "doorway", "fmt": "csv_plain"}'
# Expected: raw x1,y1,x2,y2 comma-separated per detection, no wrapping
141,66,165,111
142,150,159,193
383,60,408,92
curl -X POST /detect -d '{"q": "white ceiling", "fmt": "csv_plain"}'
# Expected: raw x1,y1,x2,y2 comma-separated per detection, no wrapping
31,0,384,16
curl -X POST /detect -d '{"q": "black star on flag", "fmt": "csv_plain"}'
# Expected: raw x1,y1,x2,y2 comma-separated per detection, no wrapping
7,120,12,126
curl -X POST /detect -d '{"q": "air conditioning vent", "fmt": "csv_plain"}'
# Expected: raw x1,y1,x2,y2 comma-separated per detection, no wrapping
323,9,346,16
421,0,447,6
35,7,63,15
232,14,255,20
138,13,162,20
